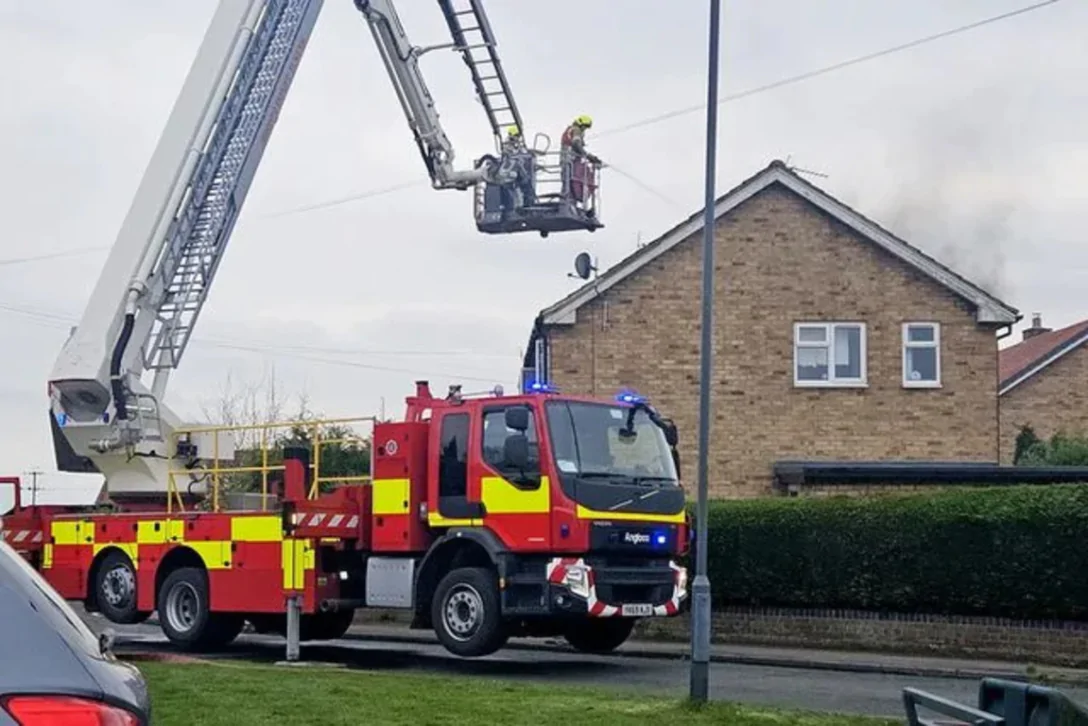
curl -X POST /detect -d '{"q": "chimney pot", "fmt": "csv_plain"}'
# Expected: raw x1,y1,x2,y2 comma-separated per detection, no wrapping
1023,312,1052,341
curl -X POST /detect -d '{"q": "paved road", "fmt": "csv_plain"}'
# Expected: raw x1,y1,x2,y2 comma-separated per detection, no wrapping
93,617,1084,720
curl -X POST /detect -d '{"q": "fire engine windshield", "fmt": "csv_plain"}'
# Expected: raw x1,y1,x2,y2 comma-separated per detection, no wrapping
544,401,679,485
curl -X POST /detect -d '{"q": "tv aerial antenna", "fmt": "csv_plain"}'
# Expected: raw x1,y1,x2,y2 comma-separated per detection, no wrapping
784,154,828,179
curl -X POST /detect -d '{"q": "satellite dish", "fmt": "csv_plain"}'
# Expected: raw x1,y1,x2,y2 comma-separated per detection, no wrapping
573,252,596,280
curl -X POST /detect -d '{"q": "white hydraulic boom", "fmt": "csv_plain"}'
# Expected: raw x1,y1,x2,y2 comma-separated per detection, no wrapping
46,0,549,499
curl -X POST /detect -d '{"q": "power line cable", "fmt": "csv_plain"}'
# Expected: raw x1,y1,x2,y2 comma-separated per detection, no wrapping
0,301,513,383
261,180,423,219
604,163,688,211
596,0,1063,139
0,246,110,267
256,0,1060,217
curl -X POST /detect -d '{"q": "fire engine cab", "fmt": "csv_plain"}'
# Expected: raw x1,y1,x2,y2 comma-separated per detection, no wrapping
0,0,685,659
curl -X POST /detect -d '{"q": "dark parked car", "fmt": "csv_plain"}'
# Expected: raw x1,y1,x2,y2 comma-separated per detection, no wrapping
0,540,151,725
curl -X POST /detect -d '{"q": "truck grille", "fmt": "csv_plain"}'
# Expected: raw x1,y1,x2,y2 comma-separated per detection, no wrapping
592,567,675,607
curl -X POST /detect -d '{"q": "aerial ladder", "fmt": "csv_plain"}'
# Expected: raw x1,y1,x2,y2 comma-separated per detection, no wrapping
47,0,602,503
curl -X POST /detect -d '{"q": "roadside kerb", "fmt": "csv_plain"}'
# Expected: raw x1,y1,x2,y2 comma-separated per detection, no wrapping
338,625,1088,686
139,612,1088,686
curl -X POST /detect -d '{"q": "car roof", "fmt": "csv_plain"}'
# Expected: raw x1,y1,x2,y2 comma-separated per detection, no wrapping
0,541,104,698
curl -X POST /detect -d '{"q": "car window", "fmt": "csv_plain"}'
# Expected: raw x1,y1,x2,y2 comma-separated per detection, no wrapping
0,540,103,658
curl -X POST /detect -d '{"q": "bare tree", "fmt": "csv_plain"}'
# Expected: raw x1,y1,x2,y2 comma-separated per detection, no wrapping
198,364,305,450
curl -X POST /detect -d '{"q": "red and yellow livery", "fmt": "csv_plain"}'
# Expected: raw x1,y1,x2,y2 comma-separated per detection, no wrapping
1,381,689,658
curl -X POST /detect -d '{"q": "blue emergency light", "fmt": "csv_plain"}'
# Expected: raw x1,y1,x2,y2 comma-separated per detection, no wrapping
523,378,558,394
615,388,647,405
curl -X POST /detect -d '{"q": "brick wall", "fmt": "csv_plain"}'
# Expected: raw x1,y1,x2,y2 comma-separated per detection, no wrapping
1000,344,1088,463
545,184,1002,498
633,607,1088,668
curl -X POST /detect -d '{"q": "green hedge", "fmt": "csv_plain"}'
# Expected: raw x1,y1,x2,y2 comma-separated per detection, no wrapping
697,485,1088,621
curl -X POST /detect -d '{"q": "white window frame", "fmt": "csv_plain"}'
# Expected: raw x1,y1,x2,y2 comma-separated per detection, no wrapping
793,322,867,388
902,322,941,388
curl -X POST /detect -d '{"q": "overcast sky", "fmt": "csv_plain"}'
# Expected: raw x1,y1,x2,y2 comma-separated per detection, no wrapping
0,0,1084,479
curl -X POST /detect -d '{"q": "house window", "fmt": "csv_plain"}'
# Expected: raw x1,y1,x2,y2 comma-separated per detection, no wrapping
794,322,866,387
902,323,940,387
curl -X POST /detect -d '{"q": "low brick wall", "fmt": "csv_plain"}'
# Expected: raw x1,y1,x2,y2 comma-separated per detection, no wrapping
634,607,1088,668
355,606,1088,667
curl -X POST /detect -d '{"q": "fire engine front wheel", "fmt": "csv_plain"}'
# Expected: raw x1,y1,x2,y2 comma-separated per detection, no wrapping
157,567,243,651
432,567,508,658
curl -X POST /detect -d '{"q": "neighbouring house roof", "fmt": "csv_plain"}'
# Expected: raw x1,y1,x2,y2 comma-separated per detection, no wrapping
537,159,1020,329
999,319,1088,395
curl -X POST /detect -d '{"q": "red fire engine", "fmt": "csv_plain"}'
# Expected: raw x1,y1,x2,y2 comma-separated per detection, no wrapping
2,382,689,657
0,0,684,658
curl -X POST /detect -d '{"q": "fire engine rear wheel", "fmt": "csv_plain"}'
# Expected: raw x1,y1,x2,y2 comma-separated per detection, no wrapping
157,567,243,651
563,618,635,654
432,567,507,658
94,551,146,625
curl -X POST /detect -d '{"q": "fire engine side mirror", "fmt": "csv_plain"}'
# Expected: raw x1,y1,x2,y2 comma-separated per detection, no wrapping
663,420,679,447
503,434,530,471
504,406,529,432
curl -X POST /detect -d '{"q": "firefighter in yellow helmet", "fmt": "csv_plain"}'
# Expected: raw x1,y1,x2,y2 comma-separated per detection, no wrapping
497,124,535,217
560,115,601,210
502,124,524,154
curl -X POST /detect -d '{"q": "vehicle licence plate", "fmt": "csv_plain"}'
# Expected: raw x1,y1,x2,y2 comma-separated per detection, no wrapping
620,603,653,617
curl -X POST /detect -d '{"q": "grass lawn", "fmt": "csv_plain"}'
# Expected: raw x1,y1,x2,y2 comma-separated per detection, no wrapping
137,659,897,726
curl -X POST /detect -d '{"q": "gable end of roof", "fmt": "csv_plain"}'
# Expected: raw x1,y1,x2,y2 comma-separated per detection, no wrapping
540,161,1019,328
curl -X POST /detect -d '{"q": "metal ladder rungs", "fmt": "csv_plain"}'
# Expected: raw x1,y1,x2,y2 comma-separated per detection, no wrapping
438,0,523,143
147,0,317,372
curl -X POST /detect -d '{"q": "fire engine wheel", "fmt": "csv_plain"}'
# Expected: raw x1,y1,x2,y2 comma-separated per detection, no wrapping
94,551,146,625
562,618,636,654
157,567,243,651
432,567,507,658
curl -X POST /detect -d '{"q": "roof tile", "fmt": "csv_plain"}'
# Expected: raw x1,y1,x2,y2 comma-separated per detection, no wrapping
999,319,1088,390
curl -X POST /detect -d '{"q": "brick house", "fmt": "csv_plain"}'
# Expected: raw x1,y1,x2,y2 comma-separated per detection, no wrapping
998,314,1088,463
522,160,1021,498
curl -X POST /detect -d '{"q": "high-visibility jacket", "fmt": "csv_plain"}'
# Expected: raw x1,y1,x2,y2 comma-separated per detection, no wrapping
561,124,586,156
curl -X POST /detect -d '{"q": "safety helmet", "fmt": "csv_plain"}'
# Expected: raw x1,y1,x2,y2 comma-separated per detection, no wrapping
506,124,520,137
575,114,593,127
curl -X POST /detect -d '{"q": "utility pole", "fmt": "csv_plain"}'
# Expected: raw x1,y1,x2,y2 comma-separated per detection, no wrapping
690,0,721,704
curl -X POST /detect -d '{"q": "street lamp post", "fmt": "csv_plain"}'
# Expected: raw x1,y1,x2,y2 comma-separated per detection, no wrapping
689,0,722,704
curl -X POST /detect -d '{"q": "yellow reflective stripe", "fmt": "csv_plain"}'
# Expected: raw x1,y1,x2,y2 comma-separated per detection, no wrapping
94,543,139,570
575,505,685,524
373,478,410,515
281,538,314,590
427,512,477,528
231,515,283,542
43,544,53,569
481,475,550,514
135,519,186,544
188,541,232,570
51,521,88,546
136,521,166,544
281,541,293,589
